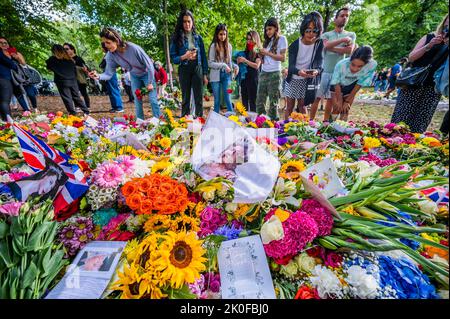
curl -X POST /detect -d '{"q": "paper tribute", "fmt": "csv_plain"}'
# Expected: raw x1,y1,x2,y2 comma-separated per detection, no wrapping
192,112,280,203
218,235,276,299
44,241,127,299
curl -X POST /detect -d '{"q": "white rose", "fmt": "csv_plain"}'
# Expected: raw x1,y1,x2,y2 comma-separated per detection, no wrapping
202,190,216,202
417,200,438,215
280,260,299,278
260,215,284,244
295,253,316,274
225,202,238,213
345,265,378,299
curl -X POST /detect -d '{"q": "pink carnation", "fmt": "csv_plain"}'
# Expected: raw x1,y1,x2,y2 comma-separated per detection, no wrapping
0,202,23,216
300,199,334,236
263,209,318,259
116,155,135,175
91,162,124,188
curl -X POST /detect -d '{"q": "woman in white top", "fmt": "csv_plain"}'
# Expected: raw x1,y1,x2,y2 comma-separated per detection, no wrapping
284,13,324,120
255,18,288,120
208,24,234,113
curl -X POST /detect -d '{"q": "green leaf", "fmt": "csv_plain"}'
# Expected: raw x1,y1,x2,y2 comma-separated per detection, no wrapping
0,221,9,239
0,240,14,268
22,262,39,289
166,284,197,299
26,222,53,251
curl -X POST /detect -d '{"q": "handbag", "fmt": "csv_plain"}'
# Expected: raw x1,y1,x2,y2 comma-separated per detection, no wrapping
304,40,322,106
397,42,448,88
75,66,87,85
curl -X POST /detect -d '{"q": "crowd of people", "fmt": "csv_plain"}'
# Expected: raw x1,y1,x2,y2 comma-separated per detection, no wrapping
0,8,448,133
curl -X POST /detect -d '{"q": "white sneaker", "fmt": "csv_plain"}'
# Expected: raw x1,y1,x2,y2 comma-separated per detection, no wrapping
116,109,125,113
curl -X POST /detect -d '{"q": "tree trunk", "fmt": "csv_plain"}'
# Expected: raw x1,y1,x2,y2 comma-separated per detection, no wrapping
163,0,173,89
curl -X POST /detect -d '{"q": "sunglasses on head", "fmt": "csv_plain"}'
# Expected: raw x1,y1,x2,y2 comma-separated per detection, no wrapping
305,28,319,34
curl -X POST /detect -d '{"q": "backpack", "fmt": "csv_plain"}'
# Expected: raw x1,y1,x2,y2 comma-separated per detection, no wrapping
434,58,449,97
23,65,42,85
11,61,30,86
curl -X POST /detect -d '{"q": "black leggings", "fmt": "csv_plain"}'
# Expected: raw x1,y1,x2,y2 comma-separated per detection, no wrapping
0,78,13,121
241,75,258,112
78,82,90,108
179,62,204,117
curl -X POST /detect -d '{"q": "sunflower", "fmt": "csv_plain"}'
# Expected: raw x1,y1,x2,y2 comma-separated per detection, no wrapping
171,214,200,233
279,160,306,182
151,160,173,175
113,263,143,299
143,214,172,233
235,101,248,117
157,231,206,288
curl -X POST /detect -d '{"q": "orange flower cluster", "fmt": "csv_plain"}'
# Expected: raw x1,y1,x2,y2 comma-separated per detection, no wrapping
121,174,189,215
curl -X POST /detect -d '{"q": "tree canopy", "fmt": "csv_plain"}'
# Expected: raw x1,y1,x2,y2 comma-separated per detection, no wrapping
0,0,447,77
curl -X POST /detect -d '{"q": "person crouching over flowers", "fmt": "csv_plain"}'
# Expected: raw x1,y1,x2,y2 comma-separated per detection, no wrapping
329,45,377,121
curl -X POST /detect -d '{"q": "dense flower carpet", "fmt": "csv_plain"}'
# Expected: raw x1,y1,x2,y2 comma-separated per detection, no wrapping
0,101,448,299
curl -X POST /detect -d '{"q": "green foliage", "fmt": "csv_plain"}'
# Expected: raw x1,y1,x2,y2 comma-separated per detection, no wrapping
1,0,447,76
0,198,68,299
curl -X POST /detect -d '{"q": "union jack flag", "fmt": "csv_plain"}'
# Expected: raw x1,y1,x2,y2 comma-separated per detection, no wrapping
421,187,449,206
12,123,89,213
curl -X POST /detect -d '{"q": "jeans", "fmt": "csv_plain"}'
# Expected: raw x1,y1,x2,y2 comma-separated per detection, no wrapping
130,72,160,119
211,70,233,113
106,73,123,111
23,84,38,109
0,78,13,121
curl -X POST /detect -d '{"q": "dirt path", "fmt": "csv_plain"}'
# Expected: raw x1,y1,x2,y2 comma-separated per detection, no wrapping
11,95,446,131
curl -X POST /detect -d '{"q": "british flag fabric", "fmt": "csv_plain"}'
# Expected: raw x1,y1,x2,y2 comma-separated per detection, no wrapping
12,123,89,213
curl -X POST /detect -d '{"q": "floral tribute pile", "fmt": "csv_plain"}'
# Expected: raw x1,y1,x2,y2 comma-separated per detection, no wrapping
0,100,448,299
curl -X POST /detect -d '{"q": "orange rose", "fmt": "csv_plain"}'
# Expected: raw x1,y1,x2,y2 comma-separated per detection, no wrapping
174,185,187,196
122,182,137,197
126,193,142,210
56,111,64,117
138,179,152,192
159,182,172,194
140,199,153,214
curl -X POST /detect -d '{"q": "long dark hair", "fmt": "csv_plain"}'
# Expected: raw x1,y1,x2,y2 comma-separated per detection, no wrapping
351,45,373,64
51,44,71,60
245,30,262,61
210,24,229,63
99,27,127,51
63,42,77,54
263,17,281,54
172,10,197,48
300,11,324,38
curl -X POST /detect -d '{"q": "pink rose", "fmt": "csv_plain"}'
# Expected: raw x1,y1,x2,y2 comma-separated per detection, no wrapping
201,208,214,222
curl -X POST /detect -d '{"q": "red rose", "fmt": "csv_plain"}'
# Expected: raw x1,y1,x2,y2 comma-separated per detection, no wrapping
55,198,80,221
294,286,320,299
306,246,325,258
72,120,84,128
226,89,233,94
440,240,448,246
273,254,295,265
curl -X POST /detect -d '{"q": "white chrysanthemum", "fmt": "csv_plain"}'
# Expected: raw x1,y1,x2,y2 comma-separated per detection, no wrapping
345,265,379,299
310,265,343,299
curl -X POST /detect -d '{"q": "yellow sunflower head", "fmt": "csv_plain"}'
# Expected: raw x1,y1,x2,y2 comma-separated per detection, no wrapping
279,160,306,182
151,160,173,175
159,137,172,149
157,231,207,289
